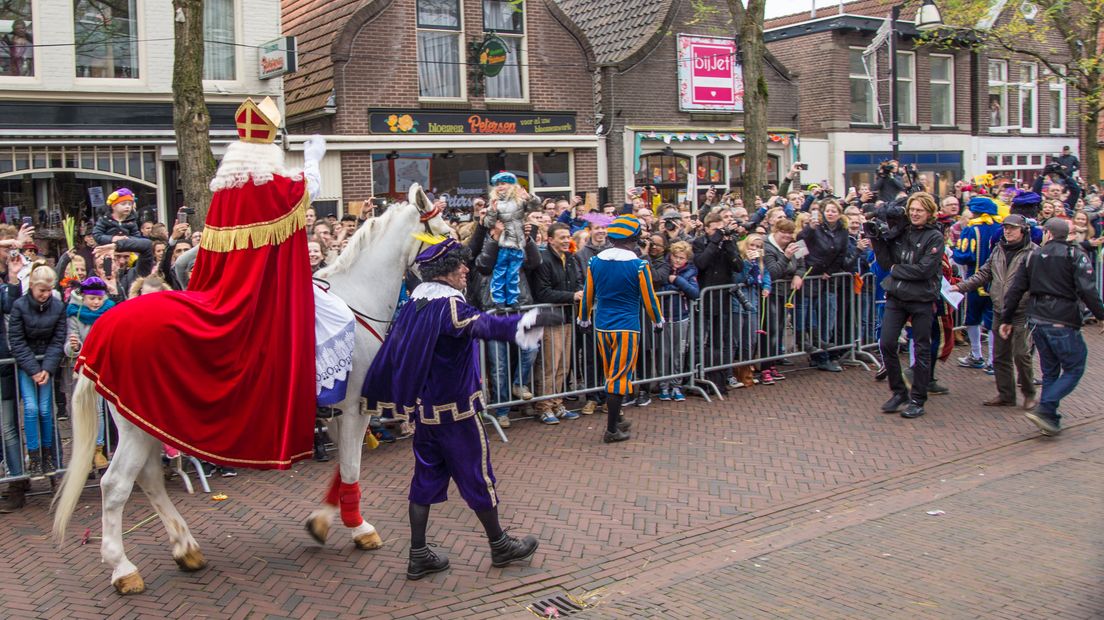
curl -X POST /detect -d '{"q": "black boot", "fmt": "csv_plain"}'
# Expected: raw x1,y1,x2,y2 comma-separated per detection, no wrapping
313,427,330,462
617,417,632,432
27,453,42,476
881,393,908,414
901,401,926,419
43,450,57,474
406,546,449,580
489,533,539,568
0,481,26,513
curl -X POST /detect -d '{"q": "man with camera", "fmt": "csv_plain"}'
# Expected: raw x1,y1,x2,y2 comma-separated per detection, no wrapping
1033,158,1081,218
869,192,945,419
693,212,746,392
872,160,907,203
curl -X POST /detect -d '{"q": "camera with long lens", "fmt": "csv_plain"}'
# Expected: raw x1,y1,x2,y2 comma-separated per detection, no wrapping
877,160,897,177
664,218,679,232
861,198,907,240
732,284,755,312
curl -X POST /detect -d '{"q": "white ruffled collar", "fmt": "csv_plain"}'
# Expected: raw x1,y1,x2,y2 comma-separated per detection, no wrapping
596,247,638,262
410,281,464,301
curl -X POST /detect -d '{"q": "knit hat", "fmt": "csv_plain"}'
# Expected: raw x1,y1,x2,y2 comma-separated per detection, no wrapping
1011,191,1042,207
107,187,135,207
1043,218,1069,241
607,216,642,239
491,171,517,185
967,196,999,216
80,276,109,296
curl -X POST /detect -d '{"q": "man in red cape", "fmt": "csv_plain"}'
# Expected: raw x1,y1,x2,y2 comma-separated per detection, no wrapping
76,97,324,469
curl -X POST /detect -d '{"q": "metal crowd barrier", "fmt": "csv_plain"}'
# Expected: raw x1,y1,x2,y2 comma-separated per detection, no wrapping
0,355,84,487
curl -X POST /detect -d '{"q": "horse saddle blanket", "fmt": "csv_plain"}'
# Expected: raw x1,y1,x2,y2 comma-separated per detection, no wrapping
314,284,354,406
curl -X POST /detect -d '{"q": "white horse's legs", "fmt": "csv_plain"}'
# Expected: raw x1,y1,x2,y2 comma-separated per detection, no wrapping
304,408,382,550
135,440,205,572
100,408,154,594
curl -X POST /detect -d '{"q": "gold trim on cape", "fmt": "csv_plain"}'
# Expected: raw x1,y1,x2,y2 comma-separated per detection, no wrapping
200,190,308,253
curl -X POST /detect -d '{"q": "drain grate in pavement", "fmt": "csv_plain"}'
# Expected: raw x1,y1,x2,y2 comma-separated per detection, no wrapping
526,592,589,617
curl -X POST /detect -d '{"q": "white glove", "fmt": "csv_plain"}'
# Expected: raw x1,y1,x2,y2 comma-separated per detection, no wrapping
303,135,326,165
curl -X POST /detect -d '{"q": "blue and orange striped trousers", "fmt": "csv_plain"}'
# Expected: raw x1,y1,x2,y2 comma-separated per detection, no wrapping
595,330,639,396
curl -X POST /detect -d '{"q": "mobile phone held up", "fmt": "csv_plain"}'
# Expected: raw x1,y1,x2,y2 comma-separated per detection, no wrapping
103,256,113,277
176,210,189,224
796,163,809,171
21,216,32,227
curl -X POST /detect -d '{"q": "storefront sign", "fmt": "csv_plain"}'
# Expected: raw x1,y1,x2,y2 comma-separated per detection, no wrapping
370,111,576,135
88,186,106,210
259,36,297,80
480,36,509,78
677,35,743,112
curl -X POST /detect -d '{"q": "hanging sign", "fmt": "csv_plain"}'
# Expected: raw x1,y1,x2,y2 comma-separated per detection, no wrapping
259,36,298,80
480,36,509,78
677,34,744,112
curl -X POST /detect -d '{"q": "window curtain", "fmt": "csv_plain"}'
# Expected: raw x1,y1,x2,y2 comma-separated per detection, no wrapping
74,0,139,78
418,31,460,98
204,0,235,80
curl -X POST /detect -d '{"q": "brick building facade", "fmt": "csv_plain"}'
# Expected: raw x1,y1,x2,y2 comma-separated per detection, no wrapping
764,0,1080,194
559,0,799,207
282,0,598,216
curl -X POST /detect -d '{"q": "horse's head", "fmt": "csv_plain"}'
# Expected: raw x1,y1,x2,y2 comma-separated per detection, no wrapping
408,183,452,239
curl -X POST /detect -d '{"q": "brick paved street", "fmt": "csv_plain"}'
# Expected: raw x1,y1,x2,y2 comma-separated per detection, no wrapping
1,332,1101,619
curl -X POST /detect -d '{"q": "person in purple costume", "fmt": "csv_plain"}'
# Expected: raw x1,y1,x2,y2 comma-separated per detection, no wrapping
362,237,562,580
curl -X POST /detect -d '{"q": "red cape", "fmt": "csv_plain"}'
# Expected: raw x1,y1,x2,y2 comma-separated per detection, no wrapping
76,175,315,469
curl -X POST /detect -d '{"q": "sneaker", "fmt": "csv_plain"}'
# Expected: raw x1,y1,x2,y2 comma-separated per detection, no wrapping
658,389,672,401
759,370,775,385
957,355,986,369
603,429,631,443
490,533,539,568
407,546,450,580
772,370,786,380
559,409,580,421
539,412,559,425
928,381,950,395
672,387,686,402
220,467,238,478
727,376,743,389
874,366,888,382
580,401,597,415
983,365,995,375
633,392,652,407
495,413,511,428
881,393,908,413
511,385,534,400
901,401,926,418
1024,410,1061,436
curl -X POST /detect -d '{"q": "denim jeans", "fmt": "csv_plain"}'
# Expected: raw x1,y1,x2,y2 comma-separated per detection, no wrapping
490,247,525,305
17,369,53,451
804,277,839,364
487,340,537,416
1,398,21,476
1030,323,1087,419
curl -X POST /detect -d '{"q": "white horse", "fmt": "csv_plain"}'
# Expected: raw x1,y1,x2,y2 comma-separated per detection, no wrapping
52,185,451,594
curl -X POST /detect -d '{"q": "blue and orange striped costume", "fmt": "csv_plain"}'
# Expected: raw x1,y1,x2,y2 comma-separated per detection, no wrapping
577,248,664,395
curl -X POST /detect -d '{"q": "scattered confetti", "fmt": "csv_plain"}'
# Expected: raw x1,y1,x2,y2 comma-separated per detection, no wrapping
212,493,229,501
926,510,946,516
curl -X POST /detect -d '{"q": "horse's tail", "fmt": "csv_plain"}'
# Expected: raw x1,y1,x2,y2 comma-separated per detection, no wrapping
52,373,99,545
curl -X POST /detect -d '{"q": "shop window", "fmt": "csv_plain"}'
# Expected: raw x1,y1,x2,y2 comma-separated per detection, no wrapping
895,51,915,125
371,151,531,207
74,0,140,78
533,151,568,188
986,154,998,166
696,153,725,185
1018,62,1036,133
930,54,954,126
729,154,780,188
987,59,1009,132
0,1,34,77
417,0,463,99
849,48,877,124
203,0,236,81
637,153,689,186
483,0,525,100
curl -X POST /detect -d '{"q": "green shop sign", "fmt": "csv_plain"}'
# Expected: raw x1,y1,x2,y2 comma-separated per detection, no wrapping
479,36,509,78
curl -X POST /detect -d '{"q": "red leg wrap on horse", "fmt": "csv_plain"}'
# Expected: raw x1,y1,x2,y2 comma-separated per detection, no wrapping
338,481,363,527
324,467,342,507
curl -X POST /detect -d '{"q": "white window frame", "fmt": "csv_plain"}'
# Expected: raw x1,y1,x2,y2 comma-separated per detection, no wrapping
416,0,467,102
848,47,878,125
1018,62,1037,134
482,0,528,102
1048,68,1067,134
202,0,240,85
0,0,39,83
72,0,145,83
529,151,574,195
895,51,916,125
987,59,1009,133
929,53,954,127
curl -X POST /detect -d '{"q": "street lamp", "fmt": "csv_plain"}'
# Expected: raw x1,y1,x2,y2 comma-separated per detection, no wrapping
889,0,944,160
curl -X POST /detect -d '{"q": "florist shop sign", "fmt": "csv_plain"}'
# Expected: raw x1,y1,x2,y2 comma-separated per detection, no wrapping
369,111,576,135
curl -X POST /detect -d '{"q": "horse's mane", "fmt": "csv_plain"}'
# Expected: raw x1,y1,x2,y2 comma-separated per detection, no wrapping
315,202,411,278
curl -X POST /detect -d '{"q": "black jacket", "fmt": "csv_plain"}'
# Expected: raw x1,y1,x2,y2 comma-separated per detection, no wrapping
0,282,20,393
532,247,583,305
872,173,906,203
92,215,153,254
763,236,802,283
872,223,944,303
692,231,745,290
799,221,853,275
1002,241,1104,328
7,292,67,376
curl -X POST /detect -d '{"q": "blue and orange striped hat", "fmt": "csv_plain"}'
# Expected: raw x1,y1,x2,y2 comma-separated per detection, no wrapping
607,215,642,240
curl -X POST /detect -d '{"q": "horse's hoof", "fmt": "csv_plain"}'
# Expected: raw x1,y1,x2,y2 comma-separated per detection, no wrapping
305,515,330,545
353,531,383,550
174,547,207,572
113,571,145,595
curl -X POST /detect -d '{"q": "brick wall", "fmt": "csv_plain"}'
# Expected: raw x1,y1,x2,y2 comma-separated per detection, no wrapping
603,0,800,199
330,0,595,199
